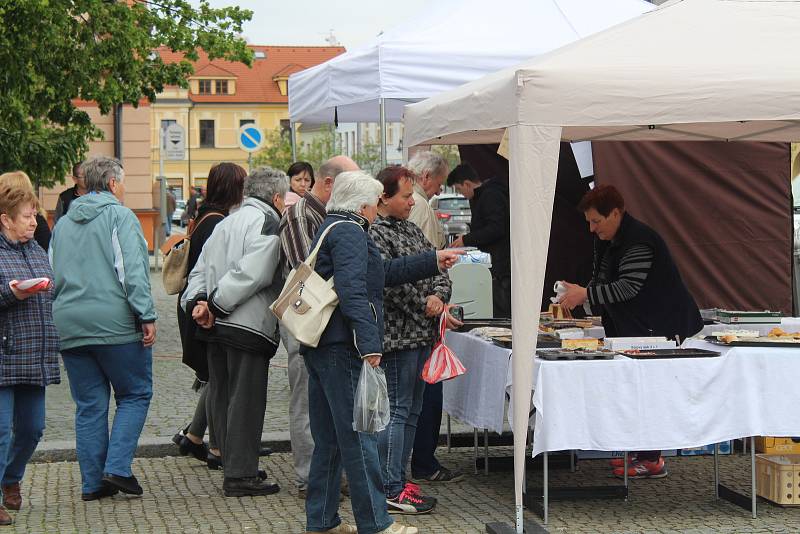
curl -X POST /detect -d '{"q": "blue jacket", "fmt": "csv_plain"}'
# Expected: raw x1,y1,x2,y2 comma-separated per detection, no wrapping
302,211,439,356
0,233,60,387
50,192,157,350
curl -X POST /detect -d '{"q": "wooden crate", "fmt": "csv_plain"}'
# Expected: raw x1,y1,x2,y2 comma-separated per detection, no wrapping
756,454,800,505
755,436,800,454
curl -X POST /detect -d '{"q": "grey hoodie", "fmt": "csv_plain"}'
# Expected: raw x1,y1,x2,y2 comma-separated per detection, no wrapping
50,192,157,350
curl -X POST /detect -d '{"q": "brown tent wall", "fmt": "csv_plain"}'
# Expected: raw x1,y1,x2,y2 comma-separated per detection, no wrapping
593,141,792,314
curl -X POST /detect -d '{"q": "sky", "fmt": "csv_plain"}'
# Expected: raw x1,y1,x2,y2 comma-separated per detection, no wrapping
196,0,430,49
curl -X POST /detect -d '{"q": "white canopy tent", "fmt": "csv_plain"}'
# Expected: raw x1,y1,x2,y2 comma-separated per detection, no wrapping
287,0,652,162
403,0,800,531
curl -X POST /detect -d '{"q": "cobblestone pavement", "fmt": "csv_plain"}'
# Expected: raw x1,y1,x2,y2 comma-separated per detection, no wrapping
42,271,471,443
11,449,800,533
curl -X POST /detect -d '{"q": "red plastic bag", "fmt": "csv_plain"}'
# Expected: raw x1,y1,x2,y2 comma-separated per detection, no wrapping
421,313,467,384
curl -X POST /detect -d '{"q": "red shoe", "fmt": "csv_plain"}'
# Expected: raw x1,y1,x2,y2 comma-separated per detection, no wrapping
608,455,637,468
613,457,668,479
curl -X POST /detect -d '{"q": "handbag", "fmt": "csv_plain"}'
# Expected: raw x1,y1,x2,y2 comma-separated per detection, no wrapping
421,313,467,384
270,220,358,347
162,211,223,295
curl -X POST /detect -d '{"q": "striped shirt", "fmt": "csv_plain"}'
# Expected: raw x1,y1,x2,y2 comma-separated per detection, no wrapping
587,244,653,306
278,192,326,276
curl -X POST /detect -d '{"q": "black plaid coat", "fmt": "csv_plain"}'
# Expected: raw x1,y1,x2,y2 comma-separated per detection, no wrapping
0,234,60,387
370,216,451,353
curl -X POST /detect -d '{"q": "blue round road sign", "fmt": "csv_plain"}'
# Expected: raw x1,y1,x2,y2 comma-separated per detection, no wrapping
239,125,263,152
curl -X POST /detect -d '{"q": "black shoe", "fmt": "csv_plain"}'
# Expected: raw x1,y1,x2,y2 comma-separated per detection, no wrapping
102,474,143,496
81,483,119,502
177,435,209,463
207,452,223,470
259,446,273,457
222,476,280,497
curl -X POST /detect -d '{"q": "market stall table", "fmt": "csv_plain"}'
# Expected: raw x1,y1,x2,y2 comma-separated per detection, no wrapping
531,338,800,523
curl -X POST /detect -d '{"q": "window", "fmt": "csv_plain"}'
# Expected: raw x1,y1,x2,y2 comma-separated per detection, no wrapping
161,119,176,131
198,79,212,95
199,120,215,148
240,119,255,128
215,80,228,95
280,119,291,136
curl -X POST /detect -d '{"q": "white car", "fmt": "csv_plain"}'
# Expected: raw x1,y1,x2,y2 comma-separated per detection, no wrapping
172,200,186,227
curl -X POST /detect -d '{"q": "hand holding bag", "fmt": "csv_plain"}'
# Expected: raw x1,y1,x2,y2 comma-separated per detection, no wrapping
270,220,357,347
353,360,390,433
421,313,467,384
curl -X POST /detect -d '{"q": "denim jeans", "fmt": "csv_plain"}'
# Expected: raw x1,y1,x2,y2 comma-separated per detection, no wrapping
304,343,393,534
0,385,46,496
411,380,443,478
377,346,428,498
62,342,153,493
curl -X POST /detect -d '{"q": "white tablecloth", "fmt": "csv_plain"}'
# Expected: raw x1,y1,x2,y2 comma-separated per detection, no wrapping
532,339,800,456
442,331,513,433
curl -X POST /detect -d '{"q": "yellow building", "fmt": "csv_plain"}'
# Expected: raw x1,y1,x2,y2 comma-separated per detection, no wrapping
152,45,345,199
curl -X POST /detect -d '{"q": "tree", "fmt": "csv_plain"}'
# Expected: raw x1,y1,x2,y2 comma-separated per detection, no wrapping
0,0,253,187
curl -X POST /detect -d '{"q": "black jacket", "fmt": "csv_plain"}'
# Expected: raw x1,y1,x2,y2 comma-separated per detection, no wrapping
594,213,703,341
176,204,226,381
54,187,80,222
34,214,51,251
300,211,439,356
462,178,510,278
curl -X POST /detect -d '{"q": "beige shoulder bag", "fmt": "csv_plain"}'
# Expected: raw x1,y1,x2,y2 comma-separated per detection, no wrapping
270,220,358,347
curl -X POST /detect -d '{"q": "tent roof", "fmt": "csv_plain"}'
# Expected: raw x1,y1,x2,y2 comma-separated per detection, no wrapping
288,0,652,124
404,0,800,146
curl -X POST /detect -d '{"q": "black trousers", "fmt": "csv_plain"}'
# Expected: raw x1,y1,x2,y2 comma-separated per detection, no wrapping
492,275,512,318
207,342,270,478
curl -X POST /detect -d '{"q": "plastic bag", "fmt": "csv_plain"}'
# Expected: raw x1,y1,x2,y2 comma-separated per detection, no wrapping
421,314,467,384
353,360,390,433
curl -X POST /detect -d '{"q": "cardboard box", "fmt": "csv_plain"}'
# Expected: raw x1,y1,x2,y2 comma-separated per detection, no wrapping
679,441,732,456
756,437,800,454
756,454,800,505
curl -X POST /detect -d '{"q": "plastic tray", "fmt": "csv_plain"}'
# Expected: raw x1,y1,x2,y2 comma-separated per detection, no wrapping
704,336,800,348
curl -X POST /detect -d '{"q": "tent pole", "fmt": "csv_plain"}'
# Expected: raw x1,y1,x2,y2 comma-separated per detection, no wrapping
290,122,297,161
508,124,561,533
379,98,387,168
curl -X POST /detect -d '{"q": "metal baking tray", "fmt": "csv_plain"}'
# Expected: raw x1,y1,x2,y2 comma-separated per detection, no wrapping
704,336,800,348
494,337,560,350
536,349,616,361
619,348,721,359
456,319,512,332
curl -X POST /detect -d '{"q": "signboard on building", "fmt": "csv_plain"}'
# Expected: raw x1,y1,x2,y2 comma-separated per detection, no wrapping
164,123,185,160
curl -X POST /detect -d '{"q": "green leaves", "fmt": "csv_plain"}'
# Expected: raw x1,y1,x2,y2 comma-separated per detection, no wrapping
0,0,252,187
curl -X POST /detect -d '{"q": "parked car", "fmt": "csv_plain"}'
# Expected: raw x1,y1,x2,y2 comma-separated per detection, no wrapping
172,200,186,227
430,193,471,237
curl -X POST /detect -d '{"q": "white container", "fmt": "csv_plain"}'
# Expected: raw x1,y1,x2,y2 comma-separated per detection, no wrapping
604,337,676,351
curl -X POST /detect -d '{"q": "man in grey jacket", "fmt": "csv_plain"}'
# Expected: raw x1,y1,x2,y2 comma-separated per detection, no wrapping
182,167,288,497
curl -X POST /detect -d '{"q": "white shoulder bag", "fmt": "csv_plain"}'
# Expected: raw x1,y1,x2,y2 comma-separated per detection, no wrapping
270,220,358,347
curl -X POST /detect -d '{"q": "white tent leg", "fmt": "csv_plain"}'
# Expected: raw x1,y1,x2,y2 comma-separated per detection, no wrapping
379,98,387,168
508,124,561,533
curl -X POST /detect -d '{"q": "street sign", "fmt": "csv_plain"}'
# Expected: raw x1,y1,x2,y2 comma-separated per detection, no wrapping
164,123,185,160
238,124,263,153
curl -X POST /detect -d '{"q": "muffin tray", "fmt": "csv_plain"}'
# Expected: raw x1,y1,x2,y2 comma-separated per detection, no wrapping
536,349,616,361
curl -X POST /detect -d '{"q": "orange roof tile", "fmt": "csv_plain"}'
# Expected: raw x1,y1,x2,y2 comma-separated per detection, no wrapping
158,45,346,104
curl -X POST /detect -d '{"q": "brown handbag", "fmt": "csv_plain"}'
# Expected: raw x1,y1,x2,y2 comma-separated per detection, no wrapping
162,211,223,295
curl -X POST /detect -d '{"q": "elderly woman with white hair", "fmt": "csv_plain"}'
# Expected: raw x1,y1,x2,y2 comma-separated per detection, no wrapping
300,171,461,534
182,166,287,498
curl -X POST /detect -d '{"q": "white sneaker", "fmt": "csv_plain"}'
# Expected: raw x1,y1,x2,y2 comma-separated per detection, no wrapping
305,523,357,533
377,523,419,534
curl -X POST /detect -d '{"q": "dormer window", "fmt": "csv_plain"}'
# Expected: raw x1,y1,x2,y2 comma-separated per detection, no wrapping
198,79,212,95
215,80,228,95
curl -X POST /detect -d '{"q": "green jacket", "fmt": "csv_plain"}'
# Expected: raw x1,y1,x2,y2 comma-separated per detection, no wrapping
50,192,157,350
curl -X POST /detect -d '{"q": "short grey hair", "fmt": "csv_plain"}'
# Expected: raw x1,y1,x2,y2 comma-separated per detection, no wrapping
407,151,448,181
83,156,124,193
326,171,383,213
245,166,289,202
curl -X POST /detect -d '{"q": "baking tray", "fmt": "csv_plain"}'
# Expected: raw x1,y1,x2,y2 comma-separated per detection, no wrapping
493,337,561,350
619,348,721,359
456,319,512,332
536,349,615,361
704,336,800,348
